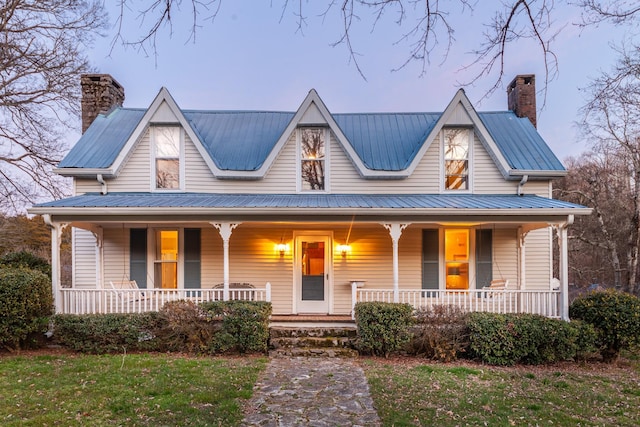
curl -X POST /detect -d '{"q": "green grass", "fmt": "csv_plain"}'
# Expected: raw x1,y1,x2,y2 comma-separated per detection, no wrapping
0,352,266,426
364,358,640,427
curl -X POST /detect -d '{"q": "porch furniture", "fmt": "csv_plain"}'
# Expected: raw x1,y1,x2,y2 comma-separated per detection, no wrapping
213,282,255,300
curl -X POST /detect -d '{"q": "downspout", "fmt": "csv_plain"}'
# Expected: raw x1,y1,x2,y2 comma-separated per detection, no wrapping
97,174,108,195
517,174,529,196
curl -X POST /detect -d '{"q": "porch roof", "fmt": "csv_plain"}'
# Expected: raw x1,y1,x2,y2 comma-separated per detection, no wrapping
32,192,590,217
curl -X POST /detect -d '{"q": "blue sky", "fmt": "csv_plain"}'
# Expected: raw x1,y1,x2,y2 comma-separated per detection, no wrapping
85,1,629,161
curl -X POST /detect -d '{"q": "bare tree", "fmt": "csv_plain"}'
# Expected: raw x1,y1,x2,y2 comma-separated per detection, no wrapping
113,1,560,98
578,46,640,295
0,1,107,213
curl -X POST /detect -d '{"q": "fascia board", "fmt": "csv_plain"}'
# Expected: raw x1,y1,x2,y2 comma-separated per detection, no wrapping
28,205,593,217
52,167,115,178
508,169,568,178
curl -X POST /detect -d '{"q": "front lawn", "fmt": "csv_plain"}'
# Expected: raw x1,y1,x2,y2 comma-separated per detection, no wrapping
363,356,640,426
0,352,266,426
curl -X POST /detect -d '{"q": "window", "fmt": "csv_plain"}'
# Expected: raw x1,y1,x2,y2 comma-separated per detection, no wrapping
444,128,470,190
154,230,178,289
299,128,326,191
154,126,181,190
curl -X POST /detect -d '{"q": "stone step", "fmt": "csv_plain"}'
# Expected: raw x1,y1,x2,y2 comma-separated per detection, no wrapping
270,336,354,349
269,347,359,358
269,326,357,339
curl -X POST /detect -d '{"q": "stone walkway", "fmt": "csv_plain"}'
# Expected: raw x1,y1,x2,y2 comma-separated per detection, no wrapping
240,357,381,427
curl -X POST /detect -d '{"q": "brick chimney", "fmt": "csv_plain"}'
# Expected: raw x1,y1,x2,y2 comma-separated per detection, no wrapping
81,74,125,133
507,74,536,128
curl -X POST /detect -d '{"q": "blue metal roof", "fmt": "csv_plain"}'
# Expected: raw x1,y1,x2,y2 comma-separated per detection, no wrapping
184,110,295,171
59,108,146,168
478,111,565,171
58,105,565,174
35,192,585,211
333,113,440,170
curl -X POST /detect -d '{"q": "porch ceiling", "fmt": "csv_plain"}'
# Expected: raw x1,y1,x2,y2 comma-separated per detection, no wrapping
31,192,591,221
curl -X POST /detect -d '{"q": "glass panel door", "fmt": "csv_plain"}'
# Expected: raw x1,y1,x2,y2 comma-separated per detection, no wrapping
295,234,330,313
155,230,178,289
445,229,469,290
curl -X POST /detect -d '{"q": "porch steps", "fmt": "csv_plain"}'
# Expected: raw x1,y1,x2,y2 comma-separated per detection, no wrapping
269,325,359,358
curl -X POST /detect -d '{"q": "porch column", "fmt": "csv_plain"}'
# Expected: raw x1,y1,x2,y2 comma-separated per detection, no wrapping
43,215,68,314
211,222,241,301
90,227,104,289
556,216,573,321
517,228,527,291
382,223,410,303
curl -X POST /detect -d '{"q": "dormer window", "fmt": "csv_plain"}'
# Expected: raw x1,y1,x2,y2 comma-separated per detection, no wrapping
153,126,182,190
299,127,327,192
443,128,471,191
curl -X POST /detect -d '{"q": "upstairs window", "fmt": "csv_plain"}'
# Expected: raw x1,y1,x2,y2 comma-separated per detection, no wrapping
154,126,182,190
299,128,326,191
443,128,470,191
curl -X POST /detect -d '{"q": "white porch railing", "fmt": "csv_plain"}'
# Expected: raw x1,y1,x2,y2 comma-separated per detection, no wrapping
353,287,561,319
59,283,271,315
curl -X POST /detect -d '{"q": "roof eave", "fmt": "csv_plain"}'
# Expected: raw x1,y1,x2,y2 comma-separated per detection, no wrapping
508,169,568,179
52,167,115,178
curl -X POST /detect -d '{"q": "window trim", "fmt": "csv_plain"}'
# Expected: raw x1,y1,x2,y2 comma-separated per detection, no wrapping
441,127,473,193
150,125,185,192
296,127,330,193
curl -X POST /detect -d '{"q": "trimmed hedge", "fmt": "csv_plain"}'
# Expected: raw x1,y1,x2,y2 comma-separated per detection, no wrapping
52,301,272,355
466,312,597,365
0,267,53,351
570,289,640,362
201,300,272,353
354,301,414,357
53,312,164,354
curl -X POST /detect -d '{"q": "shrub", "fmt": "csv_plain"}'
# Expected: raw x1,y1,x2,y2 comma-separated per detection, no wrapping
570,289,640,362
155,300,220,354
201,301,272,353
410,305,469,362
466,312,593,365
0,251,51,276
0,267,53,351
354,302,414,357
52,312,164,354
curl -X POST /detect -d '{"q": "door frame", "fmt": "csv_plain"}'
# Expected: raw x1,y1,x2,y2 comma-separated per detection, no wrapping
293,231,333,314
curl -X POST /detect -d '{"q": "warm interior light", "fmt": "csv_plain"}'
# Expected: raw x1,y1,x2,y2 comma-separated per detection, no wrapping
447,266,461,276
275,243,289,256
337,244,351,256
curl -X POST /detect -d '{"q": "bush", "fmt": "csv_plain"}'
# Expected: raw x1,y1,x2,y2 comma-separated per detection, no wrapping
410,305,469,362
0,267,53,351
155,300,220,354
52,312,164,354
201,301,272,353
570,289,640,362
0,251,51,276
354,302,414,357
466,312,595,365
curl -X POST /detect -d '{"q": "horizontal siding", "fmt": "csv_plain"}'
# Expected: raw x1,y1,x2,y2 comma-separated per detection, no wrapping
75,178,100,194
525,228,552,290
108,134,151,192
474,135,518,194
103,227,130,286
493,228,519,287
73,229,97,289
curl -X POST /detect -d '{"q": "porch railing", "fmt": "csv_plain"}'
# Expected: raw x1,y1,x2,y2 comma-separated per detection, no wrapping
353,287,561,319
59,283,271,315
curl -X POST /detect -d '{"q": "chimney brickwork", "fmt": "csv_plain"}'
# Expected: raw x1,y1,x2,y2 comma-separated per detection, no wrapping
81,74,125,133
507,74,536,128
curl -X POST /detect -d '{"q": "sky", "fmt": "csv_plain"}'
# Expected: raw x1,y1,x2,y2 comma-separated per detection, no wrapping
83,1,632,161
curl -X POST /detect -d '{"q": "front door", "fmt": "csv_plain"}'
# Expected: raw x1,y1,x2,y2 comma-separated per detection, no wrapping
295,234,331,313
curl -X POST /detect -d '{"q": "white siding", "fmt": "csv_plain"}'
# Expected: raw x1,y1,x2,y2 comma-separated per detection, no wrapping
493,228,519,287
103,227,130,285
108,134,151,192
73,228,97,289
525,228,552,290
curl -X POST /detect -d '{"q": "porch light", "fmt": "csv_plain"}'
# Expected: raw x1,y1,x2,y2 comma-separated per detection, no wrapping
275,243,289,256
337,244,351,257
447,266,461,276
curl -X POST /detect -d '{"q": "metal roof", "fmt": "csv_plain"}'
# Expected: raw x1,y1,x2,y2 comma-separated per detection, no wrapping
59,108,146,168
58,106,565,173
333,113,440,170
34,192,586,211
478,112,564,171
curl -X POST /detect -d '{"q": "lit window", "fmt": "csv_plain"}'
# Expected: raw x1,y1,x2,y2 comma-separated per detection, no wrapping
300,128,325,191
444,229,469,290
154,126,181,190
444,128,469,190
154,230,178,289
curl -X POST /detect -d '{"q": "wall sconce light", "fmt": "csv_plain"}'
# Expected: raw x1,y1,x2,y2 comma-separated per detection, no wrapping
275,243,289,257
447,266,461,276
337,244,352,257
